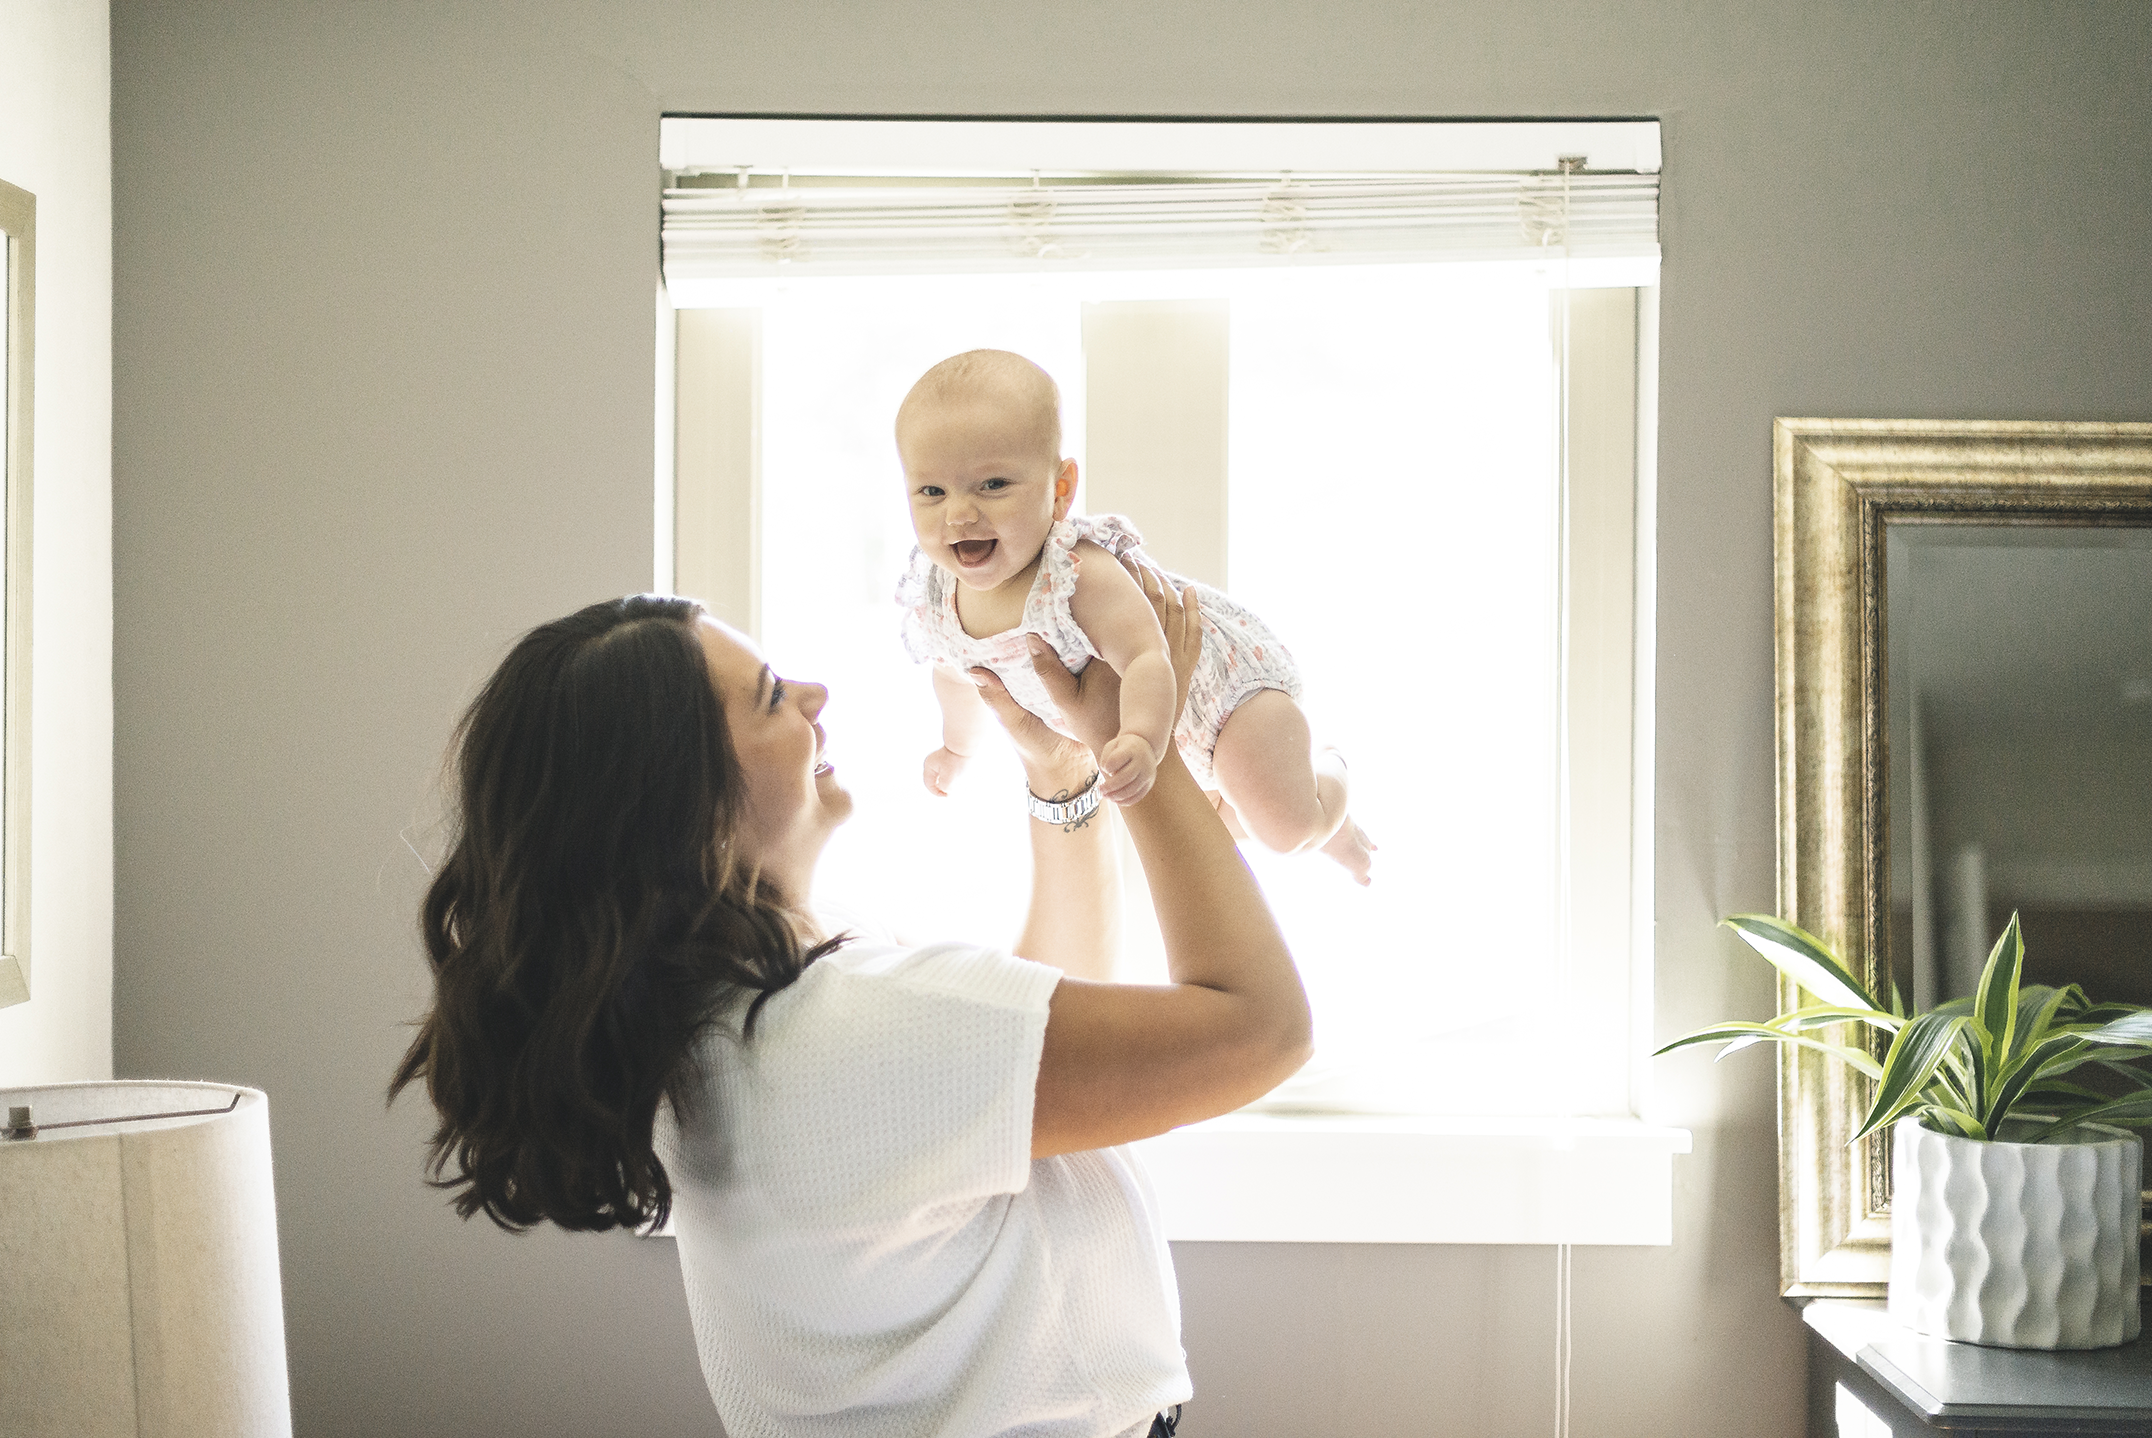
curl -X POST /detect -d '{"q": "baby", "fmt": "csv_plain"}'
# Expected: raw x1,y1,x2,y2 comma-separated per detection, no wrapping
893,349,1374,883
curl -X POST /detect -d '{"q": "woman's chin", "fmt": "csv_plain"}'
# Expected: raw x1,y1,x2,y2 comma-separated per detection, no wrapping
816,767,855,821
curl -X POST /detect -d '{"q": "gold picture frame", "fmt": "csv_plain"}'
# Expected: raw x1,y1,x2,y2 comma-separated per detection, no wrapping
0,178,33,1012
1772,417,2152,1297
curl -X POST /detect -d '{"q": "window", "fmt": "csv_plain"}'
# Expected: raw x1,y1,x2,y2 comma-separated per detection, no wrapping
661,119,1685,1240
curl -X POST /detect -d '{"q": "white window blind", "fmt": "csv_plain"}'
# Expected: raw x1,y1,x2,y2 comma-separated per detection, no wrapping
661,171,1660,282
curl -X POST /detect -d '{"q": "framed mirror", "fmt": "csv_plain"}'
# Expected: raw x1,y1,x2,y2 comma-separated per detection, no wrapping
1773,417,2152,1297
0,177,31,1012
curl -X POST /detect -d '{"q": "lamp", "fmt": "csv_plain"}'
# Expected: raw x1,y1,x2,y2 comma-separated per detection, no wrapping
0,1080,292,1437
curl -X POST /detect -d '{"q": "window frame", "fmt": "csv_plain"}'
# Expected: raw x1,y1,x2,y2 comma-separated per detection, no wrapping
659,119,1684,1243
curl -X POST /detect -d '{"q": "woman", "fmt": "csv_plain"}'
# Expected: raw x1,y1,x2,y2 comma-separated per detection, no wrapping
392,570,1310,1438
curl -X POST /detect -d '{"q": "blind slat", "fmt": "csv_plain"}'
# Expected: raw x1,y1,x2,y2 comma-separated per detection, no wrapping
662,174,1659,280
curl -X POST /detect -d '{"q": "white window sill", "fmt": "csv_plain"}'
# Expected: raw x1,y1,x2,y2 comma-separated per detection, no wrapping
645,1115,1690,1245
1131,1113,1692,1245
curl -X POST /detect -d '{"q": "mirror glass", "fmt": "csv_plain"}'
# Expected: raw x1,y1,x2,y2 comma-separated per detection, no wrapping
1887,522,2152,1013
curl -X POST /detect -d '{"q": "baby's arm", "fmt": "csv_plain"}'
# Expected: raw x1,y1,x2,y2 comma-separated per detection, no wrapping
924,662,992,797
1067,540,1177,805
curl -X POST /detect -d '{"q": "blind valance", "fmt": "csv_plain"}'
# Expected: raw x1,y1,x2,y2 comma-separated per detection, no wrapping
660,172,1659,282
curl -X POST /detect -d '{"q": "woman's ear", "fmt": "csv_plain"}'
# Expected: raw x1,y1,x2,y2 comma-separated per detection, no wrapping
1052,458,1078,520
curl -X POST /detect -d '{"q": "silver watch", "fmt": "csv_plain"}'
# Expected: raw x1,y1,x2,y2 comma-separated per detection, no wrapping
1026,772,1102,825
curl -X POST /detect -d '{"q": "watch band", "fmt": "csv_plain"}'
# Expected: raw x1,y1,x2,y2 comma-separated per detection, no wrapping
1026,771,1102,825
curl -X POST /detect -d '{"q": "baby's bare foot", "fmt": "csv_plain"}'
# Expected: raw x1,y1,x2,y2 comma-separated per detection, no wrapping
1320,819,1376,886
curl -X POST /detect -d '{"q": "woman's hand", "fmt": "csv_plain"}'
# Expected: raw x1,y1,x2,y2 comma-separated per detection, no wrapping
970,653,1110,798
1030,557,1308,1156
973,560,1198,793
985,649,1124,985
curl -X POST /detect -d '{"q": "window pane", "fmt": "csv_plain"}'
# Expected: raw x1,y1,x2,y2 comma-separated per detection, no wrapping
1226,266,1559,1112
737,260,1598,1115
757,277,1087,948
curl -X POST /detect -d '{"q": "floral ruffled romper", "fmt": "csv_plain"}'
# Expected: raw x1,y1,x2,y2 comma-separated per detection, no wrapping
896,513,1302,788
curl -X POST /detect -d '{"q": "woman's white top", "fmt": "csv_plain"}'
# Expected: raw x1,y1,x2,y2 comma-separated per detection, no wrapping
657,939,1191,1438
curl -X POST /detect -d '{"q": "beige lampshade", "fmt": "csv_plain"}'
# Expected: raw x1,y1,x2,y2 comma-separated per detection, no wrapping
0,1080,292,1438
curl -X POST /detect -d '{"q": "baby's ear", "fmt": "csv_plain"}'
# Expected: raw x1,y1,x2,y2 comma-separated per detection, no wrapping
1052,458,1078,519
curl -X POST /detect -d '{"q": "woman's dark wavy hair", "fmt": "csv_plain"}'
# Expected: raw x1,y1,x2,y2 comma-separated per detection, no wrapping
389,595,840,1233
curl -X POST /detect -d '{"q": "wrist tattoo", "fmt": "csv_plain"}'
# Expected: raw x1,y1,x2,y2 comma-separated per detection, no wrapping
1046,786,1094,833
1026,772,1103,829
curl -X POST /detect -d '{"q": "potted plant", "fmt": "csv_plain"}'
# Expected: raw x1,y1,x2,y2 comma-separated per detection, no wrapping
1662,911,2152,1349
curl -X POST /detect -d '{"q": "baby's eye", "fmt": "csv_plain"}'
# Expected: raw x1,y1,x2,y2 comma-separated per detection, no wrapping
981,478,1010,492
918,485,945,498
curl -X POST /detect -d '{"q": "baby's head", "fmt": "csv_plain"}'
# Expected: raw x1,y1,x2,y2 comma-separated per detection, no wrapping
896,351,1077,593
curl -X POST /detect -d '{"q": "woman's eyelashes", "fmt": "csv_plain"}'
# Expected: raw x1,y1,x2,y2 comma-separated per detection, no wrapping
769,678,787,711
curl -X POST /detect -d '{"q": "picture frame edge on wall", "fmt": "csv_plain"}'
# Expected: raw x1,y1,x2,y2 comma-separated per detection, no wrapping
0,175,35,1012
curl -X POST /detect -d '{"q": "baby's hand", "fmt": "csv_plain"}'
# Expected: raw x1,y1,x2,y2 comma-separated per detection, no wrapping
1097,733,1160,806
923,746,969,797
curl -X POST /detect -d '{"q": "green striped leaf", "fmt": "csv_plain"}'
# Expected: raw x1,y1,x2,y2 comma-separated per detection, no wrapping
2022,1095,2152,1143
1987,1034,2087,1130
2033,1047,2152,1081
1923,1106,1987,1140
1854,1013,1971,1143
1932,1047,1980,1115
2018,1079,2112,1107
1770,1004,1903,1035
2016,985,2072,1055
1653,1021,1883,1079
2070,1012,2152,1048
1974,912,2024,1068
1721,914,1877,1013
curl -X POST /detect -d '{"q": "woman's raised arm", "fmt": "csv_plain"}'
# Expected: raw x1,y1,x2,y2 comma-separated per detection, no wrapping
976,569,1311,1158
970,656,1124,984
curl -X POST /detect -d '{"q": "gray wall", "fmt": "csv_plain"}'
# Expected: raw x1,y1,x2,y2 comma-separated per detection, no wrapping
110,3,2152,1435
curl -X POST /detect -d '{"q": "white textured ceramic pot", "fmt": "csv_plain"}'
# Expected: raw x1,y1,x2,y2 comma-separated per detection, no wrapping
1889,1116,2142,1349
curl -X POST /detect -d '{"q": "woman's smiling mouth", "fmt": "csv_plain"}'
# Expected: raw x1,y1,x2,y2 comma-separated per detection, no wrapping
953,538,997,568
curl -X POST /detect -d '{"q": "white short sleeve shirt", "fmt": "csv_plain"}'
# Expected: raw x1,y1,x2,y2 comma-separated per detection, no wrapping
658,940,1191,1438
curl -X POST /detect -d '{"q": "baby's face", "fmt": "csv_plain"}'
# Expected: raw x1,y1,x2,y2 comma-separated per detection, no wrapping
899,395,1073,595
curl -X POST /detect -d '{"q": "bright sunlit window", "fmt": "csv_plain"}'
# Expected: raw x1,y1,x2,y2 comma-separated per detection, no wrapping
691,260,1639,1115
662,119,1658,1121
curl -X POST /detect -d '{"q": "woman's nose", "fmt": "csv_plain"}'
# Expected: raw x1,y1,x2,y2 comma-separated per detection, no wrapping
797,680,828,717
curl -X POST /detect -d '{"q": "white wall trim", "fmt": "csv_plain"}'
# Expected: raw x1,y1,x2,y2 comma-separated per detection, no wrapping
661,118,1662,178
1135,1114,1691,1244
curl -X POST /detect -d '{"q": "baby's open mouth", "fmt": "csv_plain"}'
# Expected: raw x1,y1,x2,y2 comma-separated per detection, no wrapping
953,538,997,568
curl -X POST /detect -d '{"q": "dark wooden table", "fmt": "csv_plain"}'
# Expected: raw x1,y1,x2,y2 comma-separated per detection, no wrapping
1803,1299,2152,1435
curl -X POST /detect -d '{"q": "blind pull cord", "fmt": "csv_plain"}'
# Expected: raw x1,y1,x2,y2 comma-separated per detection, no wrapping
1550,150,1581,1438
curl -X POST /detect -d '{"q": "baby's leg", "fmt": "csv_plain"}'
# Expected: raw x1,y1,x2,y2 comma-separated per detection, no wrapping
1209,691,1374,885
1206,790,1250,841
